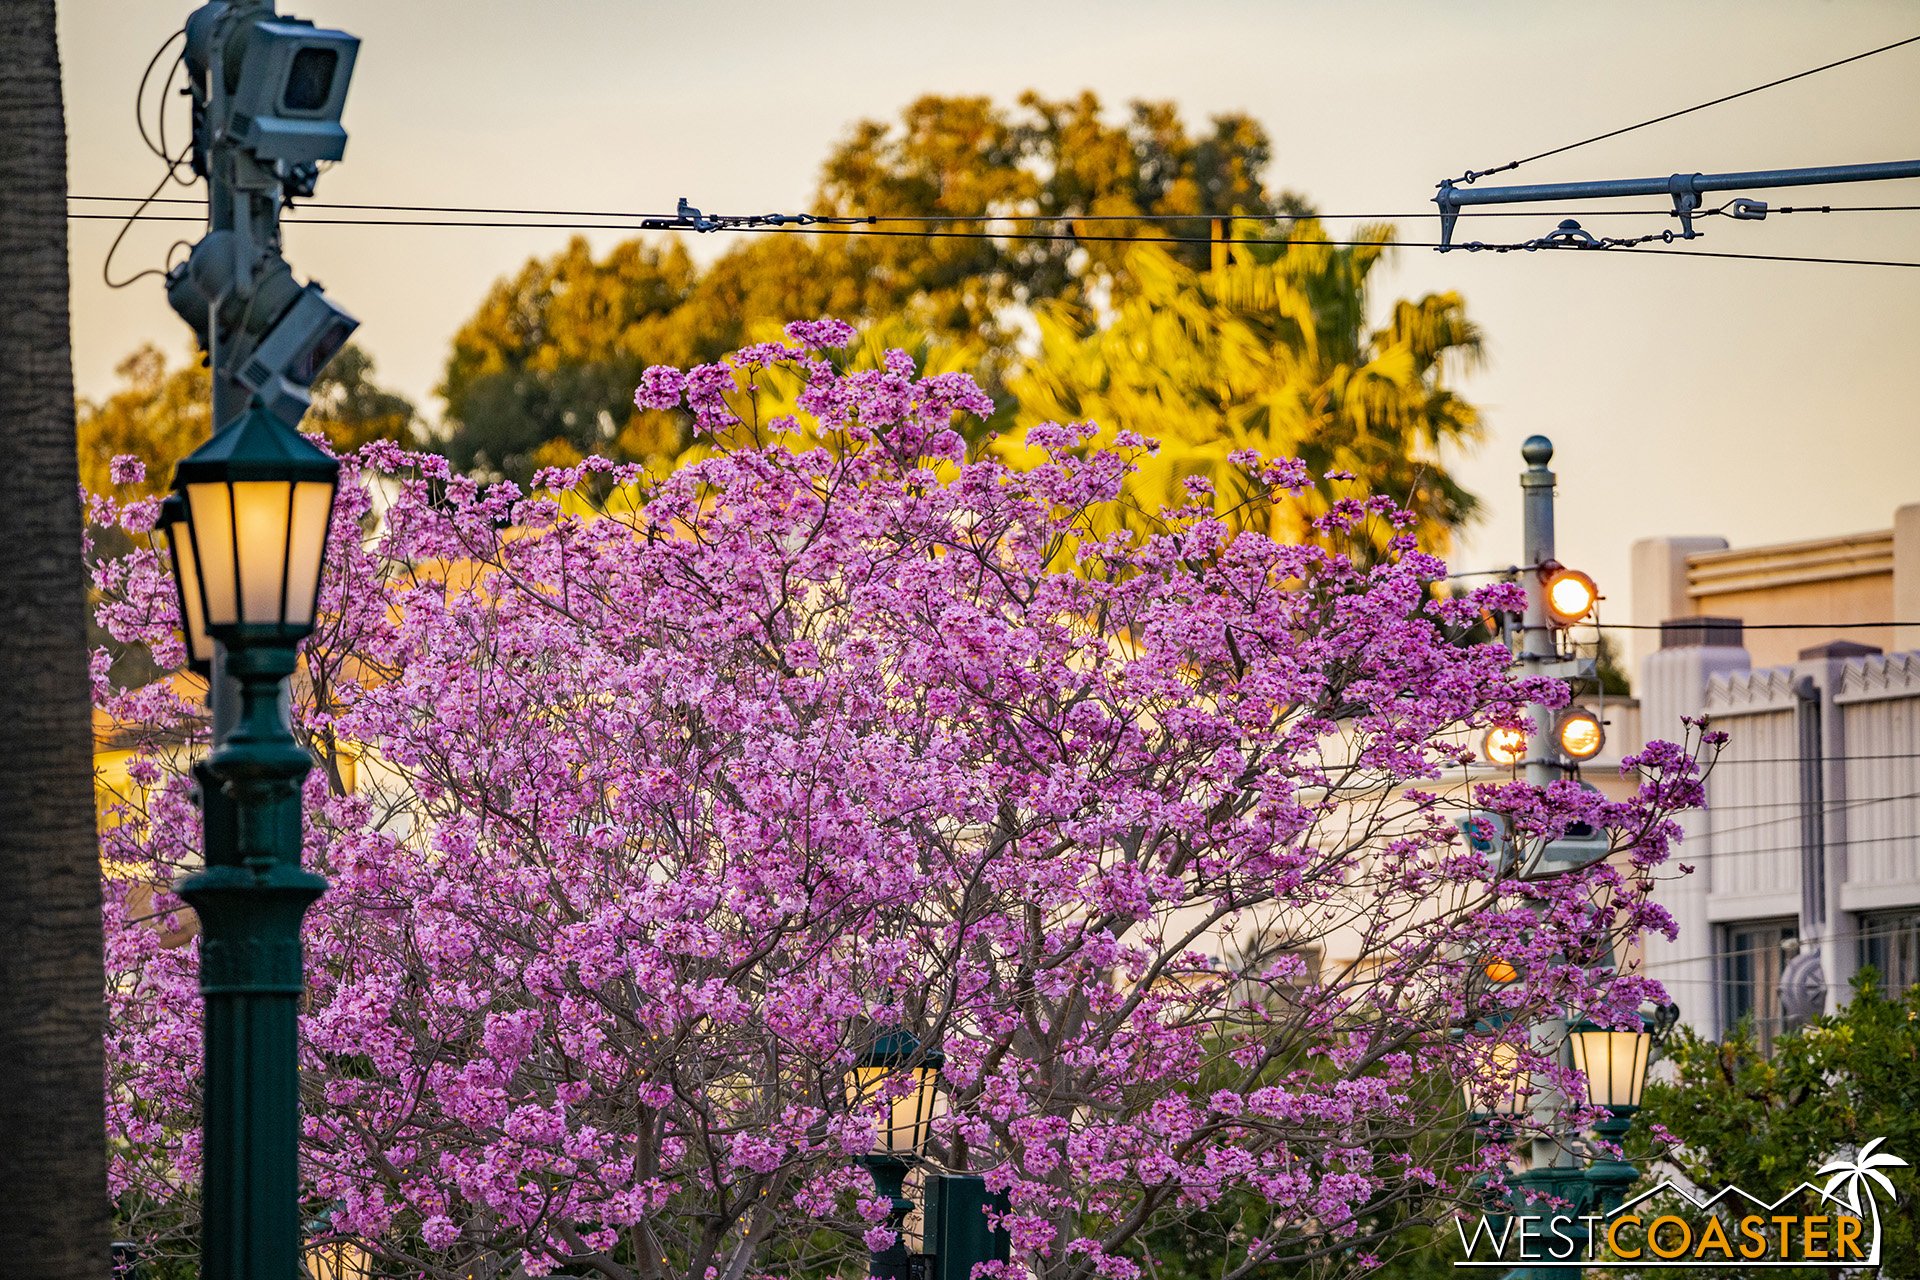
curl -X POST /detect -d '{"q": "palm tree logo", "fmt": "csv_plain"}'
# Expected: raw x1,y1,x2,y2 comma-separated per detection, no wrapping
1817,1137,1908,1265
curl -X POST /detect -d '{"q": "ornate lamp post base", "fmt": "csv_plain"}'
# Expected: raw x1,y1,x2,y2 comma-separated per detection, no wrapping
861,1154,916,1280
178,643,326,1280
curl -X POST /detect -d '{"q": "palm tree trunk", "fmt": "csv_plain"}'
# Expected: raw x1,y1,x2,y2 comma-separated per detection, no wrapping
0,1,112,1273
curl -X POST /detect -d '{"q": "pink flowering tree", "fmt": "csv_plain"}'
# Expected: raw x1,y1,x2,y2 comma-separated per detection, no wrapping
91,321,1707,1280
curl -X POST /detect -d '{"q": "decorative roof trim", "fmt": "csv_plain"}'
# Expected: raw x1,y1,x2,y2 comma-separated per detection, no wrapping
1835,652,1920,704
1705,668,1802,714
1687,531,1893,598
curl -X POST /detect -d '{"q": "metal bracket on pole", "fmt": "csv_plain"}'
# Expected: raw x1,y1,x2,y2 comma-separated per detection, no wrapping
1667,172,1704,240
1436,180,1461,254
1524,656,1596,682
1433,157,1920,249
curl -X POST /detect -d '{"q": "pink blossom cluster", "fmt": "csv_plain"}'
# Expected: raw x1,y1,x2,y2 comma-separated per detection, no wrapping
90,321,1707,1279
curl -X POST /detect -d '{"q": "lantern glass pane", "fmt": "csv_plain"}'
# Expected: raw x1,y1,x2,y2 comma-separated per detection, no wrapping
165,513,213,666
304,1239,374,1280
284,480,335,626
888,1066,942,1153
185,482,240,626
848,1064,942,1154
1465,1040,1531,1117
232,480,293,624
1571,1028,1651,1110
848,1065,889,1143
1570,1031,1601,1105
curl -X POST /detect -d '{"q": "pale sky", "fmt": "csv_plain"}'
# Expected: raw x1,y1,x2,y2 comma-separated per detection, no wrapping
56,0,1920,629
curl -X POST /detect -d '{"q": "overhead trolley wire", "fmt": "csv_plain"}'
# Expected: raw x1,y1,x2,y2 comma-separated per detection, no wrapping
1591,620,1920,631
66,210,1920,269
1688,788,1920,841
1637,919,1920,973
1707,752,1920,767
58,210,1448,250
67,192,1920,223
1670,829,1920,862
1452,33,1920,184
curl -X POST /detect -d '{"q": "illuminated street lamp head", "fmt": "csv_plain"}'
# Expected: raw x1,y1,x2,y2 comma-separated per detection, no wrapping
1555,707,1606,762
1482,958,1519,985
171,407,339,650
1569,1017,1654,1114
304,1236,374,1280
1482,725,1527,768
846,1025,946,1158
1460,1018,1531,1121
154,494,214,676
304,1201,375,1280
1542,564,1599,626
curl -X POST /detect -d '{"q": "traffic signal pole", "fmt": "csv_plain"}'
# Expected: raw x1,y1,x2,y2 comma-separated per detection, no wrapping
1508,436,1609,1275
195,0,272,769
1518,436,1558,797
1516,437,1579,1233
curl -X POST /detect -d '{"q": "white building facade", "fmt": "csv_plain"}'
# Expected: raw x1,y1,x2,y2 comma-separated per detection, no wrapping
1637,512,1920,1046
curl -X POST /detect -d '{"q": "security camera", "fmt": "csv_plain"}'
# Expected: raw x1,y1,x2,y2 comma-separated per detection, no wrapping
227,16,360,165
235,282,359,428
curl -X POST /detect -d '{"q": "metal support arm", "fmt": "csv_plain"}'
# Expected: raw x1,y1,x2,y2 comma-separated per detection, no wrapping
1436,158,1920,248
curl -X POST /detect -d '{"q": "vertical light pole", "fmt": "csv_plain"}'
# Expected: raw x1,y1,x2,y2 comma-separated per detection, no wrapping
157,407,340,1280
1503,436,1639,1273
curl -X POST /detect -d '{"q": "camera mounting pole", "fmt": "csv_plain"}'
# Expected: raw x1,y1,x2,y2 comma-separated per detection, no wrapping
173,0,359,428
164,5,360,1275
188,0,270,425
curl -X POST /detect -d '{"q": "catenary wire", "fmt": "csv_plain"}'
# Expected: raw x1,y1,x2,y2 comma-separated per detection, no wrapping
1451,33,1920,184
1588,247,1920,268
1672,830,1918,861
1590,620,1920,631
1678,788,1920,841
1637,920,1920,974
1637,927,1920,977
66,211,1920,268
65,210,1447,248
1702,794,1915,814
1704,752,1920,767
64,193,1920,222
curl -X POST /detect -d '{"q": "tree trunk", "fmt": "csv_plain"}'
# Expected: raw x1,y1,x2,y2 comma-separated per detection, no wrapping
0,1,112,1274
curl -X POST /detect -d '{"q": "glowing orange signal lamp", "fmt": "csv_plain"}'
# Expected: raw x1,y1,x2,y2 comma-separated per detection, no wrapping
1556,708,1606,762
1483,725,1528,768
1542,565,1599,626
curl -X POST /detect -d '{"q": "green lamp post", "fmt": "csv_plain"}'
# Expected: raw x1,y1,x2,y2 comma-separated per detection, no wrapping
1459,1015,1532,1246
1499,1013,1656,1277
162,407,339,1280
1567,1016,1654,1213
846,1025,945,1279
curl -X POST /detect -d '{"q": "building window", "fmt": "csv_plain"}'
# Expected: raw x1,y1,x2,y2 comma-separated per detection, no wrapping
1720,918,1797,1050
1861,909,1920,997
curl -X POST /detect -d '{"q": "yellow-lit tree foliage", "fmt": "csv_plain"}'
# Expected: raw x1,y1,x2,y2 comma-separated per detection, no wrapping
1005,227,1483,556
